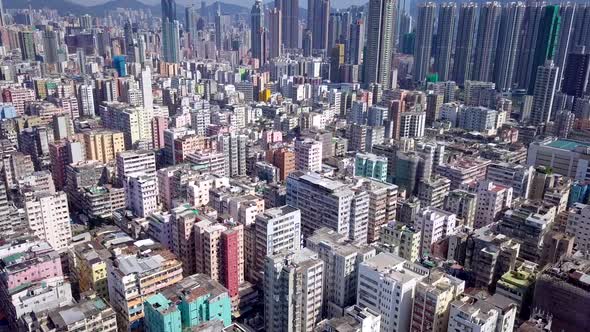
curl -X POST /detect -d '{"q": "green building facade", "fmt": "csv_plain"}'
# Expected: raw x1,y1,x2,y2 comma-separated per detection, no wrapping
355,153,388,182
143,274,232,331
144,293,182,332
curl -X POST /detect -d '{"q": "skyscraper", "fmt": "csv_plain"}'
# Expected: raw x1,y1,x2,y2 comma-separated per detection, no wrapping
311,0,330,52
161,0,180,63
555,3,575,85
140,67,153,112
18,31,36,61
113,55,126,77
528,4,561,93
251,0,266,65
516,2,544,90
162,0,176,23
414,2,436,83
434,3,456,81
264,249,324,332
452,3,478,86
531,60,559,126
77,84,95,117
185,5,199,48
472,1,502,82
0,0,5,27
347,19,364,65
269,8,282,59
561,47,590,98
494,2,525,91
276,0,299,49
43,29,59,65
123,20,136,62
572,4,590,52
364,0,396,89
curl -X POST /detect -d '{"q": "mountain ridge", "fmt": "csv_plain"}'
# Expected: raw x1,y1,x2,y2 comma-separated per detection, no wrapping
4,0,254,16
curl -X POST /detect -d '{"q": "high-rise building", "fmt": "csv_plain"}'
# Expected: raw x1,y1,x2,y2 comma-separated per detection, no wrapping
434,3,456,81
364,0,396,89
251,0,266,65
306,227,376,318
566,203,590,252
417,177,451,209
294,138,322,172
22,190,72,250
516,2,545,90
161,0,180,63
415,207,456,257
269,7,282,59
412,270,465,332
264,248,324,332
486,162,534,198
530,60,559,126
399,111,426,138
555,3,576,85
276,0,299,49
116,150,156,186
380,222,421,262
448,294,517,332
125,174,158,218
287,171,367,241
354,153,387,182
143,274,232,331
532,256,590,332
185,5,199,48
498,205,555,263
352,178,398,244
475,180,513,229
18,31,36,61
252,205,300,278
43,29,59,65
100,102,154,149
0,240,73,328
193,218,244,307
107,240,183,331
83,130,125,164
413,2,436,83
426,92,444,125
472,1,502,82
113,56,127,77
494,2,525,91
561,47,590,97
527,4,561,93
357,252,429,332
140,67,153,112
217,133,247,177
0,0,5,26
77,84,95,117
445,189,477,227
311,0,330,52
452,3,477,86
348,19,364,65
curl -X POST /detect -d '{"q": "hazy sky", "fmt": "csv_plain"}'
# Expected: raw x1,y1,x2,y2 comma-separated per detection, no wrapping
72,0,367,9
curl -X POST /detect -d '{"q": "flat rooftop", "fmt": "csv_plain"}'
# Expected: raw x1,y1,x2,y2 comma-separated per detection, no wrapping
546,139,590,151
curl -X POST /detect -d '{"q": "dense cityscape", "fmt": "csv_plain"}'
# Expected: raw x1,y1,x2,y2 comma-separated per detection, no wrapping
0,0,588,331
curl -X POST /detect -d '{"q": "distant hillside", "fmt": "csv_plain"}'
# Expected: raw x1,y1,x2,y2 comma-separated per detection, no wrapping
4,0,161,15
4,0,253,17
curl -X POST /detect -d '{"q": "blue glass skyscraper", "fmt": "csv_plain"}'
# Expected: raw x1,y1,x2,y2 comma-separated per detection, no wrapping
113,55,126,77
162,0,180,63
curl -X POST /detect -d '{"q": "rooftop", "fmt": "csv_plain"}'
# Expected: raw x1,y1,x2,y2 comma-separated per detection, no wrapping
362,252,428,282
546,139,590,151
48,297,112,328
